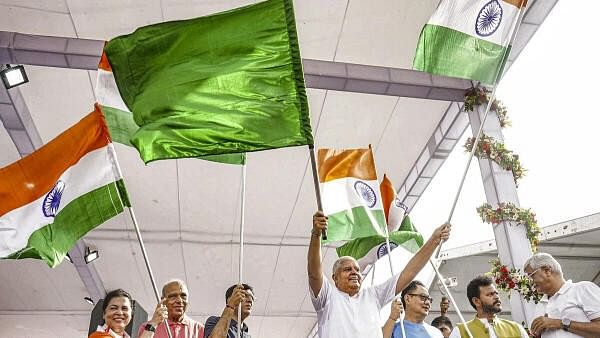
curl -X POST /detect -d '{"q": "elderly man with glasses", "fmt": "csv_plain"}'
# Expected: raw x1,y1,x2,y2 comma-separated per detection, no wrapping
382,280,443,338
525,252,600,338
308,211,451,338
449,275,529,338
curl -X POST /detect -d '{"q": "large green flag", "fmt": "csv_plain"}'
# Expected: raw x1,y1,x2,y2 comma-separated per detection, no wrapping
97,0,313,163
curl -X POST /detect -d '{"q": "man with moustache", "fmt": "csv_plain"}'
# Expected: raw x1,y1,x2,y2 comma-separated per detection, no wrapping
382,280,443,338
138,279,204,338
449,275,529,338
524,253,600,337
308,211,451,338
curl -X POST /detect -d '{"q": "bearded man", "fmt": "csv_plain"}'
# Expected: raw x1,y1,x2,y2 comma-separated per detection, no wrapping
449,275,529,338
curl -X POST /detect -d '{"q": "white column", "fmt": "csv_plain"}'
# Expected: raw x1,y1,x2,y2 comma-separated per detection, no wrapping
467,102,536,325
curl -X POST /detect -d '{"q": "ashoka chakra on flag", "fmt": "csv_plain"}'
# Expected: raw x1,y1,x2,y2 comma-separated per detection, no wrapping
354,181,377,208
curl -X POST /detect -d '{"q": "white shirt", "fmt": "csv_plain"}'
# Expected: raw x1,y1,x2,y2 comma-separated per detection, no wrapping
310,273,399,338
448,317,529,338
533,280,600,338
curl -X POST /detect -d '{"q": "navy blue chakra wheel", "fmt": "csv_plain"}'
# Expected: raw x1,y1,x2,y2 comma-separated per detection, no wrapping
475,0,503,37
354,181,377,208
43,180,65,217
377,242,398,259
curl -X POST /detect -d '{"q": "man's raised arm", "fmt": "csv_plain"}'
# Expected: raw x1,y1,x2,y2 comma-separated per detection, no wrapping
308,211,327,296
395,223,451,295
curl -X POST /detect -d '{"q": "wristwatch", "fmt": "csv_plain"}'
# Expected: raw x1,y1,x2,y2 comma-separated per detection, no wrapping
144,323,156,332
561,317,571,331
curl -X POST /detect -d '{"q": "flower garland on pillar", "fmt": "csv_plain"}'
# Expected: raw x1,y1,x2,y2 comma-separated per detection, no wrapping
477,202,541,251
464,87,511,127
464,134,526,185
487,258,542,304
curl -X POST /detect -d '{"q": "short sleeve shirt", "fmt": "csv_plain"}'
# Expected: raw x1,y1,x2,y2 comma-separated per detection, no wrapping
392,320,444,338
203,316,251,338
310,273,399,338
533,280,600,338
138,317,204,338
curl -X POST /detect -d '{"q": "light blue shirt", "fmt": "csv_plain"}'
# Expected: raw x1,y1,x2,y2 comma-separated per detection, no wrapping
392,320,443,338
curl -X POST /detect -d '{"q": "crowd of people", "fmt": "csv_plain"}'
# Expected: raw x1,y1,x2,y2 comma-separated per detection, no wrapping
88,212,600,338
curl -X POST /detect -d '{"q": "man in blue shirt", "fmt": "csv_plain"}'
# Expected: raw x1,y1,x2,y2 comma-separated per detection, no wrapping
204,284,253,338
383,280,443,338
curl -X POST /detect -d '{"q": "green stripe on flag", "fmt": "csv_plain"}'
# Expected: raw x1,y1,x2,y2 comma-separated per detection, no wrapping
101,106,247,165
104,0,312,163
324,207,387,243
413,24,510,84
5,180,127,267
336,230,424,260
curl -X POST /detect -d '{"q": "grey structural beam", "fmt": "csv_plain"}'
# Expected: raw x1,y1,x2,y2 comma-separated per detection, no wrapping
0,84,106,303
0,31,473,102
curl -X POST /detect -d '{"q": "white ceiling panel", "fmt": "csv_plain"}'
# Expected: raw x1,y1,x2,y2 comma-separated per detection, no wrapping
0,124,19,166
315,91,398,148
0,260,89,311
0,3,75,37
375,98,451,183
66,0,164,40
17,66,94,142
335,0,438,67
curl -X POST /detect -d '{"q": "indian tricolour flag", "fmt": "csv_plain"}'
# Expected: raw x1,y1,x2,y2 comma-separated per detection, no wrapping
413,0,527,84
337,174,422,270
317,147,387,243
0,106,129,267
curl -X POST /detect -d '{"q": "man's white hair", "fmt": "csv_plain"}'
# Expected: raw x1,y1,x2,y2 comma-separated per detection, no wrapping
524,252,563,277
332,256,359,275
161,278,187,297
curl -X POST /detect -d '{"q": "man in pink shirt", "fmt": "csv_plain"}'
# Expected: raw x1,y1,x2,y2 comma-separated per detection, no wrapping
138,279,204,338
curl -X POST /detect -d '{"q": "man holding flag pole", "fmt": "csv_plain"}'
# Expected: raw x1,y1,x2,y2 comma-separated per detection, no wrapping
308,210,450,338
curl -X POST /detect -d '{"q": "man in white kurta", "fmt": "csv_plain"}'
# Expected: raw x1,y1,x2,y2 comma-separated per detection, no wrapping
525,253,600,337
308,211,451,338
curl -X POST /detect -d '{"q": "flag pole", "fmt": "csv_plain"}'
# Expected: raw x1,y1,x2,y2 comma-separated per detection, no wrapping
107,144,174,338
308,145,327,240
436,3,528,260
237,163,247,338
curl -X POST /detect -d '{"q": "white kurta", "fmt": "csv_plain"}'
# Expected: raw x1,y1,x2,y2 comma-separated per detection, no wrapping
310,274,399,338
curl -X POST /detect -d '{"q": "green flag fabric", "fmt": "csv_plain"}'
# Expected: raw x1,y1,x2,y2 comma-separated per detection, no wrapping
101,0,312,163
336,216,424,269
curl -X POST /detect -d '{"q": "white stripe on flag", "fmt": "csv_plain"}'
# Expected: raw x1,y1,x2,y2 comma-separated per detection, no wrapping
96,69,131,112
428,0,519,45
321,178,384,215
0,146,118,256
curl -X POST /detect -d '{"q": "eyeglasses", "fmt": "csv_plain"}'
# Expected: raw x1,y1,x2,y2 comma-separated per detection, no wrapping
526,268,541,279
408,293,433,303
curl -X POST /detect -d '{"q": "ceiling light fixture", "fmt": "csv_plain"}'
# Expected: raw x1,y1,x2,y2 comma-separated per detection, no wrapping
83,296,94,305
1,64,29,89
84,247,99,264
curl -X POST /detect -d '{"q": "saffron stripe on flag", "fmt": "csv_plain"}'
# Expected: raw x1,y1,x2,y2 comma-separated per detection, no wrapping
0,109,110,216
317,148,377,182
0,146,119,257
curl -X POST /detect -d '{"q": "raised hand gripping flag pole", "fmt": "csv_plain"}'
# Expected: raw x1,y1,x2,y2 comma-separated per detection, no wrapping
106,144,174,338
